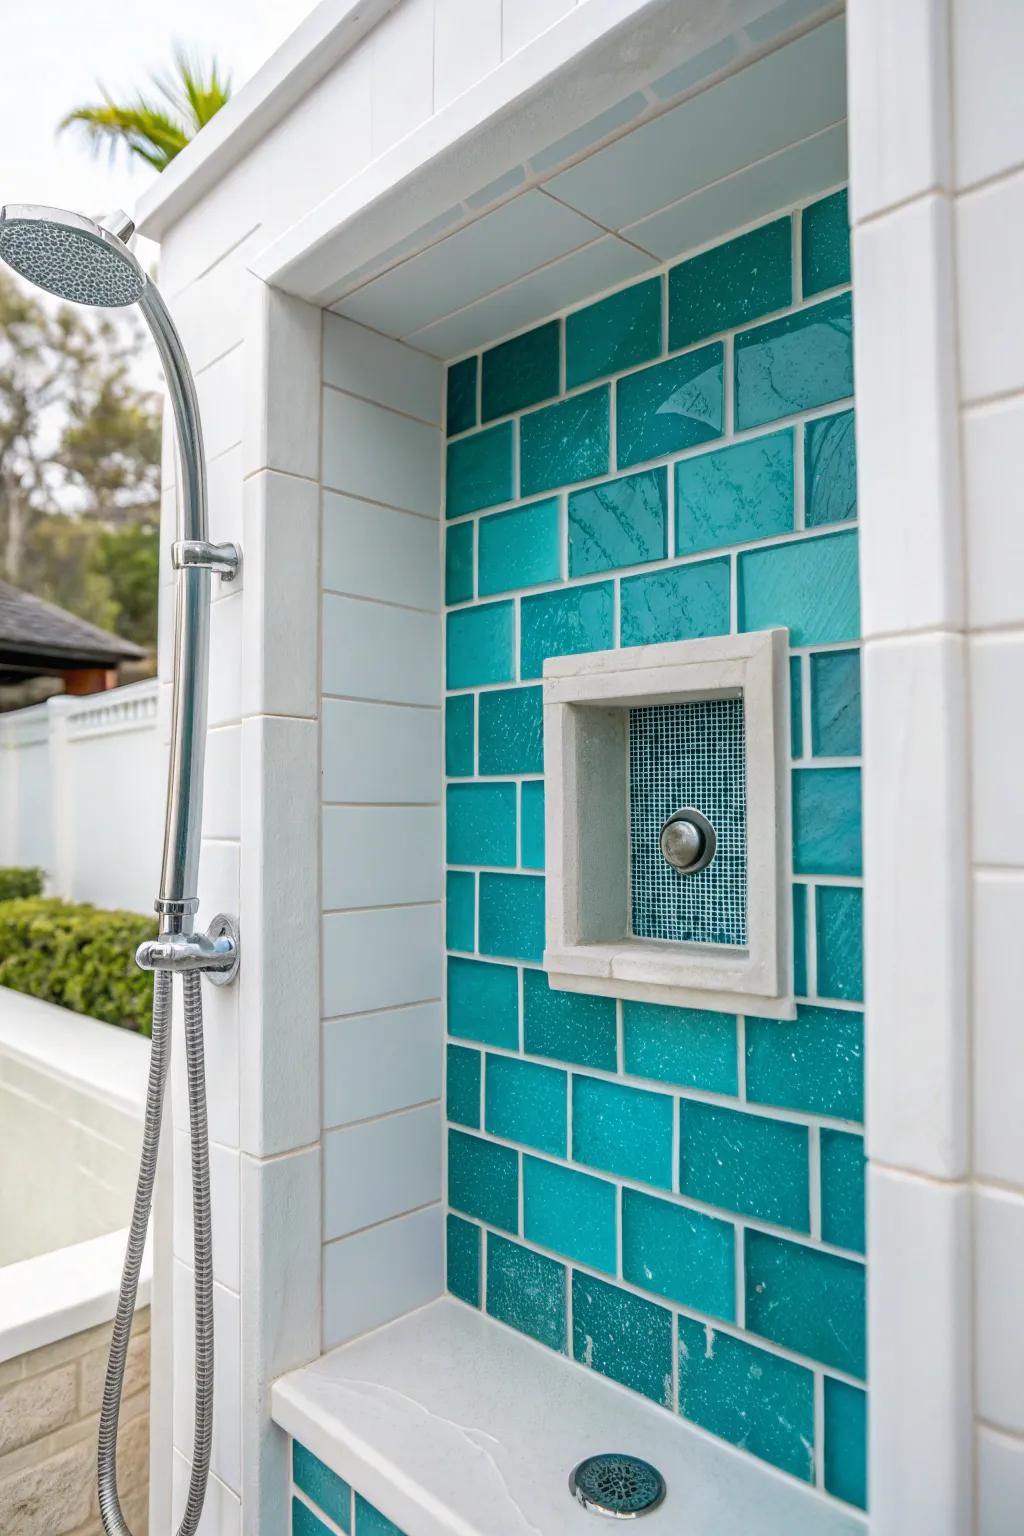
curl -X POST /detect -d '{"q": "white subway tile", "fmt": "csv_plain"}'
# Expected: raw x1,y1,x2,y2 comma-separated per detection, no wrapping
957,170,1024,403
166,234,261,377
322,389,441,516
323,314,441,424
322,1002,442,1128
322,805,442,910
242,472,319,719
977,1424,1024,1536
197,345,245,463
952,0,1024,189
435,0,502,110
502,0,576,58
976,1185,1024,1434
321,699,441,804
324,1102,442,1238
202,726,241,841
969,634,1024,866
244,286,321,480
207,443,244,556
322,493,440,611
172,1264,242,1494
207,591,243,727
963,397,1024,630
322,593,440,705
322,1205,443,1349
322,904,442,1017
974,873,1024,1188
173,1131,240,1292
370,0,434,157
171,944,240,1149
172,1453,241,1536
197,839,240,931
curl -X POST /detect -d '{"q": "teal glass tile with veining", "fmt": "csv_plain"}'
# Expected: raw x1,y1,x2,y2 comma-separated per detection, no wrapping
622,1187,735,1320
479,873,545,964
448,1128,519,1232
790,655,803,757
572,1074,673,1189
520,581,614,679
294,1496,336,1536
821,1129,866,1253
524,1155,617,1274
811,648,861,756
446,354,477,437
447,955,519,1049
478,686,543,775
805,408,856,526
792,882,808,997
569,466,667,576
482,321,560,422
520,386,610,496
572,1271,674,1406
669,218,792,350
816,884,864,1002
824,1377,868,1509
679,1100,810,1231
678,1317,815,1482
446,783,516,867
446,1043,480,1128
294,1443,351,1531
446,870,475,953
620,557,730,648
802,188,851,298
445,694,474,777
622,1001,737,1095
521,781,545,869
523,967,617,1069
676,430,794,555
446,1213,481,1307
616,343,724,469
735,291,853,431
792,767,862,876
446,421,514,517
486,1054,567,1156
747,1004,863,1121
745,1229,866,1377
738,528,860,646
446,601,514,688
566,277,662,389
354,1494,405,1536
478,497,561,596
487,1233,566,1351
445,519,474,605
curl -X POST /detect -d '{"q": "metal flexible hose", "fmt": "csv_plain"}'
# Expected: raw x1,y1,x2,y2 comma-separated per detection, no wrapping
97,968,214,1536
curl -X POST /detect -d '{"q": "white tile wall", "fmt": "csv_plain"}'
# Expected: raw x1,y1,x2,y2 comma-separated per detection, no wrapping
241,471,320,720
977,1425,1024,1536
975,1186,1024,1435
322,314,442,424
322,389,441,515
323,1102,442,1238
244,287,322,481
321,698,441,804
207,592,243,728
434,0,502,111
172,1261,242,1495
963,396,1024,630
973,873,1024,1187
321,904,443,1018
322,1205,444,1349
202,726,242,842
207,443,245,554
321,593,440,704
322,806,442,909
969,634,1024,867
956,169,1024,404
370,0,435,157
952,0,1024,190
196,345,245,463
172,1129,241,1292
322,1002,443,1129
502,0,576,58
172,1452,241,1536
323,493,440,611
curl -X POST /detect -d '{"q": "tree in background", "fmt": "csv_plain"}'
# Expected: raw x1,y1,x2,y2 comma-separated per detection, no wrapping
59,49,231,172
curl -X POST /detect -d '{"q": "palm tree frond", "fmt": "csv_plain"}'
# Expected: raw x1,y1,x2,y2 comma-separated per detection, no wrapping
58,52,230,172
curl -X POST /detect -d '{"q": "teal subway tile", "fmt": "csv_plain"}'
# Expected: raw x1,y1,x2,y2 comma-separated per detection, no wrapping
478,686,543,775
805,408,856,527
821,1129,866,1254
520,581,614,680
746,1004,863,1121
738,528,860,646
446,421,514,516
620,557,730,648
679,1100,810,1232
520,386,610,496
824,1377,868,1509
669,217,792,350
792,767,862,876
616,344,724,469
354,1495,404,1536
486,1232,567,1351
622,1001,737,1095
790,656,803,757
445,694,474,777
448,1128,519,1233
572,1075,673,1189
445,520,474,604
792,883,808,997
623,1187,735,1321
446,1043,480,1128
445,870,475,952
294,1443,351,1531
447,1213,481,1306
745,1229,866,1377
802,189,851,298
735,291,853,431
446,355,477,437
678,1317,815,1482
479,873,545,964
567,278,662,389
811,648,861,756
816,885,864,1003
523,1155,617,1274
572,1271,674,1406
521,781,545,869
523,968,617,1069
569,467,667,577
478,497,561,596
447,956,519,1049
446,601,514,688
294,1496,336,1536
486,1054,566,1156
676,430,793,555
446,783,517,867
482,321,560,422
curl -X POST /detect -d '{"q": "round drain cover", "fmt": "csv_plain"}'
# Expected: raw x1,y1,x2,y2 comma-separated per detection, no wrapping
569,1453,666,1519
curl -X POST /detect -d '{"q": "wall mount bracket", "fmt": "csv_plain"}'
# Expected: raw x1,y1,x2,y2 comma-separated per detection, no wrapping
172,539,240,581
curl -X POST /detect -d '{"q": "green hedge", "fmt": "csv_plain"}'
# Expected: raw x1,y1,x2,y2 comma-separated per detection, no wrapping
0,898,158,1035
0,867,44,901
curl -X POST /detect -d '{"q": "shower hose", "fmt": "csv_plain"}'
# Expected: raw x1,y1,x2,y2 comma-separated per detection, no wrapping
97,968,214,1536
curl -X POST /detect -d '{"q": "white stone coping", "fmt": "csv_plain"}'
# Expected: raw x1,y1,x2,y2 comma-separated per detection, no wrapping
0,987,150,1119
272,1298,866,1536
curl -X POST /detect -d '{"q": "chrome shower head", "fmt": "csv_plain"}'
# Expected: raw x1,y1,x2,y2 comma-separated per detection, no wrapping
0,204,146,307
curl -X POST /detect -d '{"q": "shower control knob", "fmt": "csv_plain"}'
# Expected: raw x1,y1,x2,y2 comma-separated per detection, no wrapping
659,808,717,874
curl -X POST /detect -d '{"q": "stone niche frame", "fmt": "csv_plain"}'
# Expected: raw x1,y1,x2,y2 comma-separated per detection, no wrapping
542,629,794,1018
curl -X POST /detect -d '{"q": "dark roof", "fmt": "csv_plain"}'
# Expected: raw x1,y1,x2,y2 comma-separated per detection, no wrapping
0,578,145,681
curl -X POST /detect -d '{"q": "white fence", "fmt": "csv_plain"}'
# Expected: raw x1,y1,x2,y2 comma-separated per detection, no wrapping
0,680,164,916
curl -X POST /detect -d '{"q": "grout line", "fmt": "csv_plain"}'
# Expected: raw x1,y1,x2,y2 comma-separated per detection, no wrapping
808,1123,822,1241
813,1371,825,1489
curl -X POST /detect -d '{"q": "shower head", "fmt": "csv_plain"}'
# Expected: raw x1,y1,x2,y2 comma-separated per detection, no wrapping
0,204,146,307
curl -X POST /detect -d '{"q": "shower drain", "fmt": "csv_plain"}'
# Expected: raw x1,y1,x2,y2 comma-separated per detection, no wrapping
569,1453,667,1519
